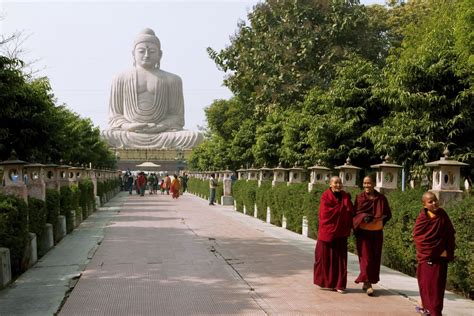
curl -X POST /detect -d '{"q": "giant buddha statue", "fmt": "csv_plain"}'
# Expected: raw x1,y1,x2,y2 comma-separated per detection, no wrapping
101,28,203,149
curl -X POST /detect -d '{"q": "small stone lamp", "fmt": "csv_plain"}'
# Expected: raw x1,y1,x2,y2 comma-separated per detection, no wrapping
288,165,305,185
69,165,84,184
236,166,247,180
308,162,331,192
0,150,28,202
425,149,468,205
258,164,273,187
370,155,402,194
246,165,259,181
221,169,233,181
272,163,288,187
24,162,46,201
334,158,361,188
44,162,59,191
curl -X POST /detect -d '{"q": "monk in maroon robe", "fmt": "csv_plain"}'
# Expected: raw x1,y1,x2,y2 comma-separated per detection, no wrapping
413,192,455,316
314,176,353,293
353,176,392,296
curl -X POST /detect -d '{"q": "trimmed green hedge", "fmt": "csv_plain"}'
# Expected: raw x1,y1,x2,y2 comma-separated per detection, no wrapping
45,189,60,234
59,186,75,233
78,179,94,218
228,180,473,298
0,193,28,277
188,178,223,204
27,197,47,243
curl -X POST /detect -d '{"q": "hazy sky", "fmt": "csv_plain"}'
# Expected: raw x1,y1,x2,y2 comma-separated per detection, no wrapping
0,0,385,132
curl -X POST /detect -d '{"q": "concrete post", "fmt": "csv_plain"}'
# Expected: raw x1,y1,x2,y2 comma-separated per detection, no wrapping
0,248,11,289
266,206,271,223
302,216,308,237
27,232,37,268
282,215,287,229
254,203,258,218
55,215,67,243
38,223,54,257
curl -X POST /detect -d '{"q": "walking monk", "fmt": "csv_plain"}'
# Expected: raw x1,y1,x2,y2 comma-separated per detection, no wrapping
353,176,392,296
314,176,353,293
413,192,455,316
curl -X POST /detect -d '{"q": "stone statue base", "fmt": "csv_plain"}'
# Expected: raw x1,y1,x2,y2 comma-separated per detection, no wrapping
102,130,203,150
114,148,191,173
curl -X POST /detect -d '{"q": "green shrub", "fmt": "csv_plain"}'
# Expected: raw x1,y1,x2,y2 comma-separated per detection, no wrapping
45,189,60,233
78,179,94,218
188,178,223,204
255,181,272,221
59,186,74,233
27,197,47,242
444,196,474,299
0,193,28,277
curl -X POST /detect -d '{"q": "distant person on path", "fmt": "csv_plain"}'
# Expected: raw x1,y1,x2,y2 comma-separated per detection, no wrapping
137,172,147,196
159,179,165,194
352,176,392,296
413,192,455,316
314,176,353,293
170,174,181,199
209,173,217,205
179,172,189,193
127,173,134,195
164,174,171,195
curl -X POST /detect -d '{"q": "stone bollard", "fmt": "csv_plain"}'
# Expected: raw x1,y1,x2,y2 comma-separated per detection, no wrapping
233,200,237,211
243,205,247,215
76,208,83,226
302,216,308,237
254,204,258,218
28,233,38,268
282,215,287,229
38,224,54,257
55,215,67,243
0,248,12,289
266,206,271,223
70,210,77,228
221,179,234,205
95,196,101,208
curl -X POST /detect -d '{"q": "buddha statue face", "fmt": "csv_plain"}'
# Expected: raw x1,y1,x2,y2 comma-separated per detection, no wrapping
133,42,162,70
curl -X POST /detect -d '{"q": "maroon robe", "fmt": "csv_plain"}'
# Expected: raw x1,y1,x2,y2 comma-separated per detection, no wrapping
413,208,455,316
353,191,392,284
314,189,353,290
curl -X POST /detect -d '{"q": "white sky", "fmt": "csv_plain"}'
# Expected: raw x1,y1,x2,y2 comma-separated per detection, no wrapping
0,0,385,132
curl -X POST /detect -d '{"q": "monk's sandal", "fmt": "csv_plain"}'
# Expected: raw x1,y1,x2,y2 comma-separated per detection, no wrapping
366,287,374,296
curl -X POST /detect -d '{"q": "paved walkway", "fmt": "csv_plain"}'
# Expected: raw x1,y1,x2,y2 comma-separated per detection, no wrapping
0,192,472,315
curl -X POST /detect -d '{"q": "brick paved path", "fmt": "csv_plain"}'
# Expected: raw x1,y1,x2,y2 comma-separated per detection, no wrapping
58,192,419,315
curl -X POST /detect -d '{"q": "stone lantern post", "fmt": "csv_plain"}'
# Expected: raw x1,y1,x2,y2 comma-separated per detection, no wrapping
220,169,234,206
24,162,46,201
288,165,306,185
236,166,247,180
335,158,361,188
44,163,59,191
57,163,72,188
246,165,259,181
258,164,273,187
272,163,288,187
0,151,28,202
370,156,402,194
308,163,331,192
425,149,469,206
68,166,83,185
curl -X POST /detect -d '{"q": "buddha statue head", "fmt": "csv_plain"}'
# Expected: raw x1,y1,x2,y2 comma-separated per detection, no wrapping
132,28,162,70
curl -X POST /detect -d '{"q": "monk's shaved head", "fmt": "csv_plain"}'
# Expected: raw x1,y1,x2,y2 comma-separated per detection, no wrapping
330,176,341,184
363,175,375,183
422,191,438,203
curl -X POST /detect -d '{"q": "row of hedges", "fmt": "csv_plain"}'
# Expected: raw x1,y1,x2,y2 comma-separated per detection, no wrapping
188,178,223,204
0,179,118,279
97,178,121,201
205,179,473,299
